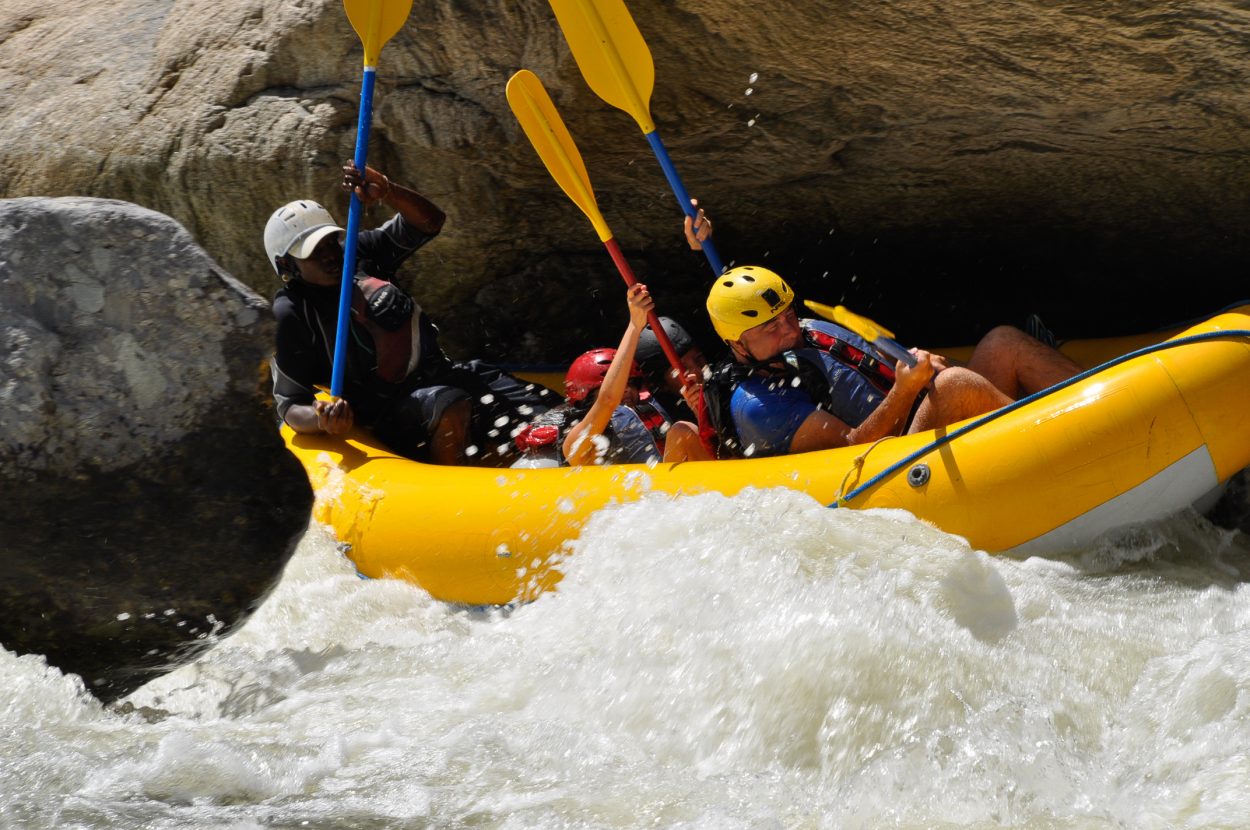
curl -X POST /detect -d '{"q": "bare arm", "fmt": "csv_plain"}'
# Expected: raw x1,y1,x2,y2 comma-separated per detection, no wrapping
563,285,654,465
787,350,936,453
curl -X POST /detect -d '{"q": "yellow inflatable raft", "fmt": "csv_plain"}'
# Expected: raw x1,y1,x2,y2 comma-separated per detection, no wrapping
284,305,1250,605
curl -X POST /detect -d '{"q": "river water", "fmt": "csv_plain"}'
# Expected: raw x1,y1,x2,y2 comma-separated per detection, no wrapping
4,483,1250,829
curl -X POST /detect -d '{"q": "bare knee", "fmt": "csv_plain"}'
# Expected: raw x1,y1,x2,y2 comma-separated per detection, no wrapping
662,421,712,463
966,326,1032,398
981,324,1026,348
968,325,1028,370
909,368,1011,432
430,398,471,465
969,324,1080,398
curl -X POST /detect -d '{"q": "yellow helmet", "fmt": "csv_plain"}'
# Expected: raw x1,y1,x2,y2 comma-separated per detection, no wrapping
705,265,795,342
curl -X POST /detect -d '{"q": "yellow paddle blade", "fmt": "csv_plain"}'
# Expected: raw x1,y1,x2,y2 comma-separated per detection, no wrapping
344,0,413,66
548,0,656,133
803,300,897,342
506,70,613,243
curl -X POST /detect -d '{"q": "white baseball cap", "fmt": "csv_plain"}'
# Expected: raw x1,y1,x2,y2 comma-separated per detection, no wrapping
263,200,345,274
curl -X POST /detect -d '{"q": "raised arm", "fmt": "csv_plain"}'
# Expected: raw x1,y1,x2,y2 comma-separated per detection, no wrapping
342,161,446,236
563,284,655,465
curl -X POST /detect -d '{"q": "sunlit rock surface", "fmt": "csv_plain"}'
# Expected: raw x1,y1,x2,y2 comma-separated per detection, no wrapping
0,196,311,701
1,0,1246,355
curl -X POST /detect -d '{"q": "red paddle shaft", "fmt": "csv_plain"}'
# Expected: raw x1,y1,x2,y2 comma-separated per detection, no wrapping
602,237,716,456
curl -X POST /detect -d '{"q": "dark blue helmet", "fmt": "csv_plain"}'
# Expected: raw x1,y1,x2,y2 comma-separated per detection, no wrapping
636,317,694,375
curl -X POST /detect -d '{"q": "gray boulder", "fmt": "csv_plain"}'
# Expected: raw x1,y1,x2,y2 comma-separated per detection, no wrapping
0,197,311,702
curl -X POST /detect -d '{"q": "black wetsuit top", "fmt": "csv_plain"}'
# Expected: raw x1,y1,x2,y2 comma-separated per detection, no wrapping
270,214,440,425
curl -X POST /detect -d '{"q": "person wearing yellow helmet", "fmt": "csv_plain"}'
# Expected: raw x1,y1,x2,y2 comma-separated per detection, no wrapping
267,161,555,465
701,265,1081,457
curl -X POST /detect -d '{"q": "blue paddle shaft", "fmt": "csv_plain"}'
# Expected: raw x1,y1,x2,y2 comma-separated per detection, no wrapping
330,67,377,398
643,131,726,276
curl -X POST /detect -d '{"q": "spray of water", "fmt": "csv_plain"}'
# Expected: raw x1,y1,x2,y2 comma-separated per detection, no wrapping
4,488,1250,828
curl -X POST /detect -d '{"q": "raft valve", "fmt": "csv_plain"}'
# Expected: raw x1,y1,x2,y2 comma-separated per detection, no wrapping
907,463,931,488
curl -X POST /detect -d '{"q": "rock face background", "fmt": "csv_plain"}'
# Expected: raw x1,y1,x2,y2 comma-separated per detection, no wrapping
2,0,1248,357
0,197,311,701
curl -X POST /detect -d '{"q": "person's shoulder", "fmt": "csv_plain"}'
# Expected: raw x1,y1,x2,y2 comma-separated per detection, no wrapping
272,288,297,317
272,287,316,332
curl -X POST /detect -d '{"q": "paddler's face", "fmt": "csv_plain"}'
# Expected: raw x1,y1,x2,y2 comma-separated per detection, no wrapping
662,347,707,393
733,305,801,362
293,234,345,287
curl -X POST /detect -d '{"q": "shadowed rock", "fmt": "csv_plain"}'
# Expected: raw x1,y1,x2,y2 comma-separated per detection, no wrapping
1212,470,1250,537
0,0,1247,356
0,197,312,702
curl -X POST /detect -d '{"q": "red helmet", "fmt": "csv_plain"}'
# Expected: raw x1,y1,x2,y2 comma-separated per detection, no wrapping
564,348,643,403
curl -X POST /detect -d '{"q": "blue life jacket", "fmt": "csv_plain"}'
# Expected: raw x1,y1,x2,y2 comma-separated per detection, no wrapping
606,398,671,464
705,319,900,457
784,320,895,425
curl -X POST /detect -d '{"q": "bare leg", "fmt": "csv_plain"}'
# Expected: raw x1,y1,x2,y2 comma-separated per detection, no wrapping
662,421,713,463
908,367,1012,433
966,325,1083,399
429,398,472,465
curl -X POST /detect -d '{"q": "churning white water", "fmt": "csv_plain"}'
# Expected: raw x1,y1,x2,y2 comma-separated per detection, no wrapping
5,487,1250,829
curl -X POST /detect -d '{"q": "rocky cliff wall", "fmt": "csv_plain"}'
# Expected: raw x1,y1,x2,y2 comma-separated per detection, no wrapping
2,0,1248,358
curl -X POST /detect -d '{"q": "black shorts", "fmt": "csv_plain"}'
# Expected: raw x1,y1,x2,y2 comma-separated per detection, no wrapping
372,361,556,461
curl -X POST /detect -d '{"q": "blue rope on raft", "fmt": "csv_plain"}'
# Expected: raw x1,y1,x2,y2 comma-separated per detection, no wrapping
830,328,1250,508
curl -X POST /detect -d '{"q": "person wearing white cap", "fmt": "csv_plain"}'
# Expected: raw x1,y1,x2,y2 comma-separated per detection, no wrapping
265,161,553,465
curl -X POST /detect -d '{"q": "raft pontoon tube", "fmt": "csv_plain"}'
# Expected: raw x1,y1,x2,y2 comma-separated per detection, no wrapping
285,305,1250,605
